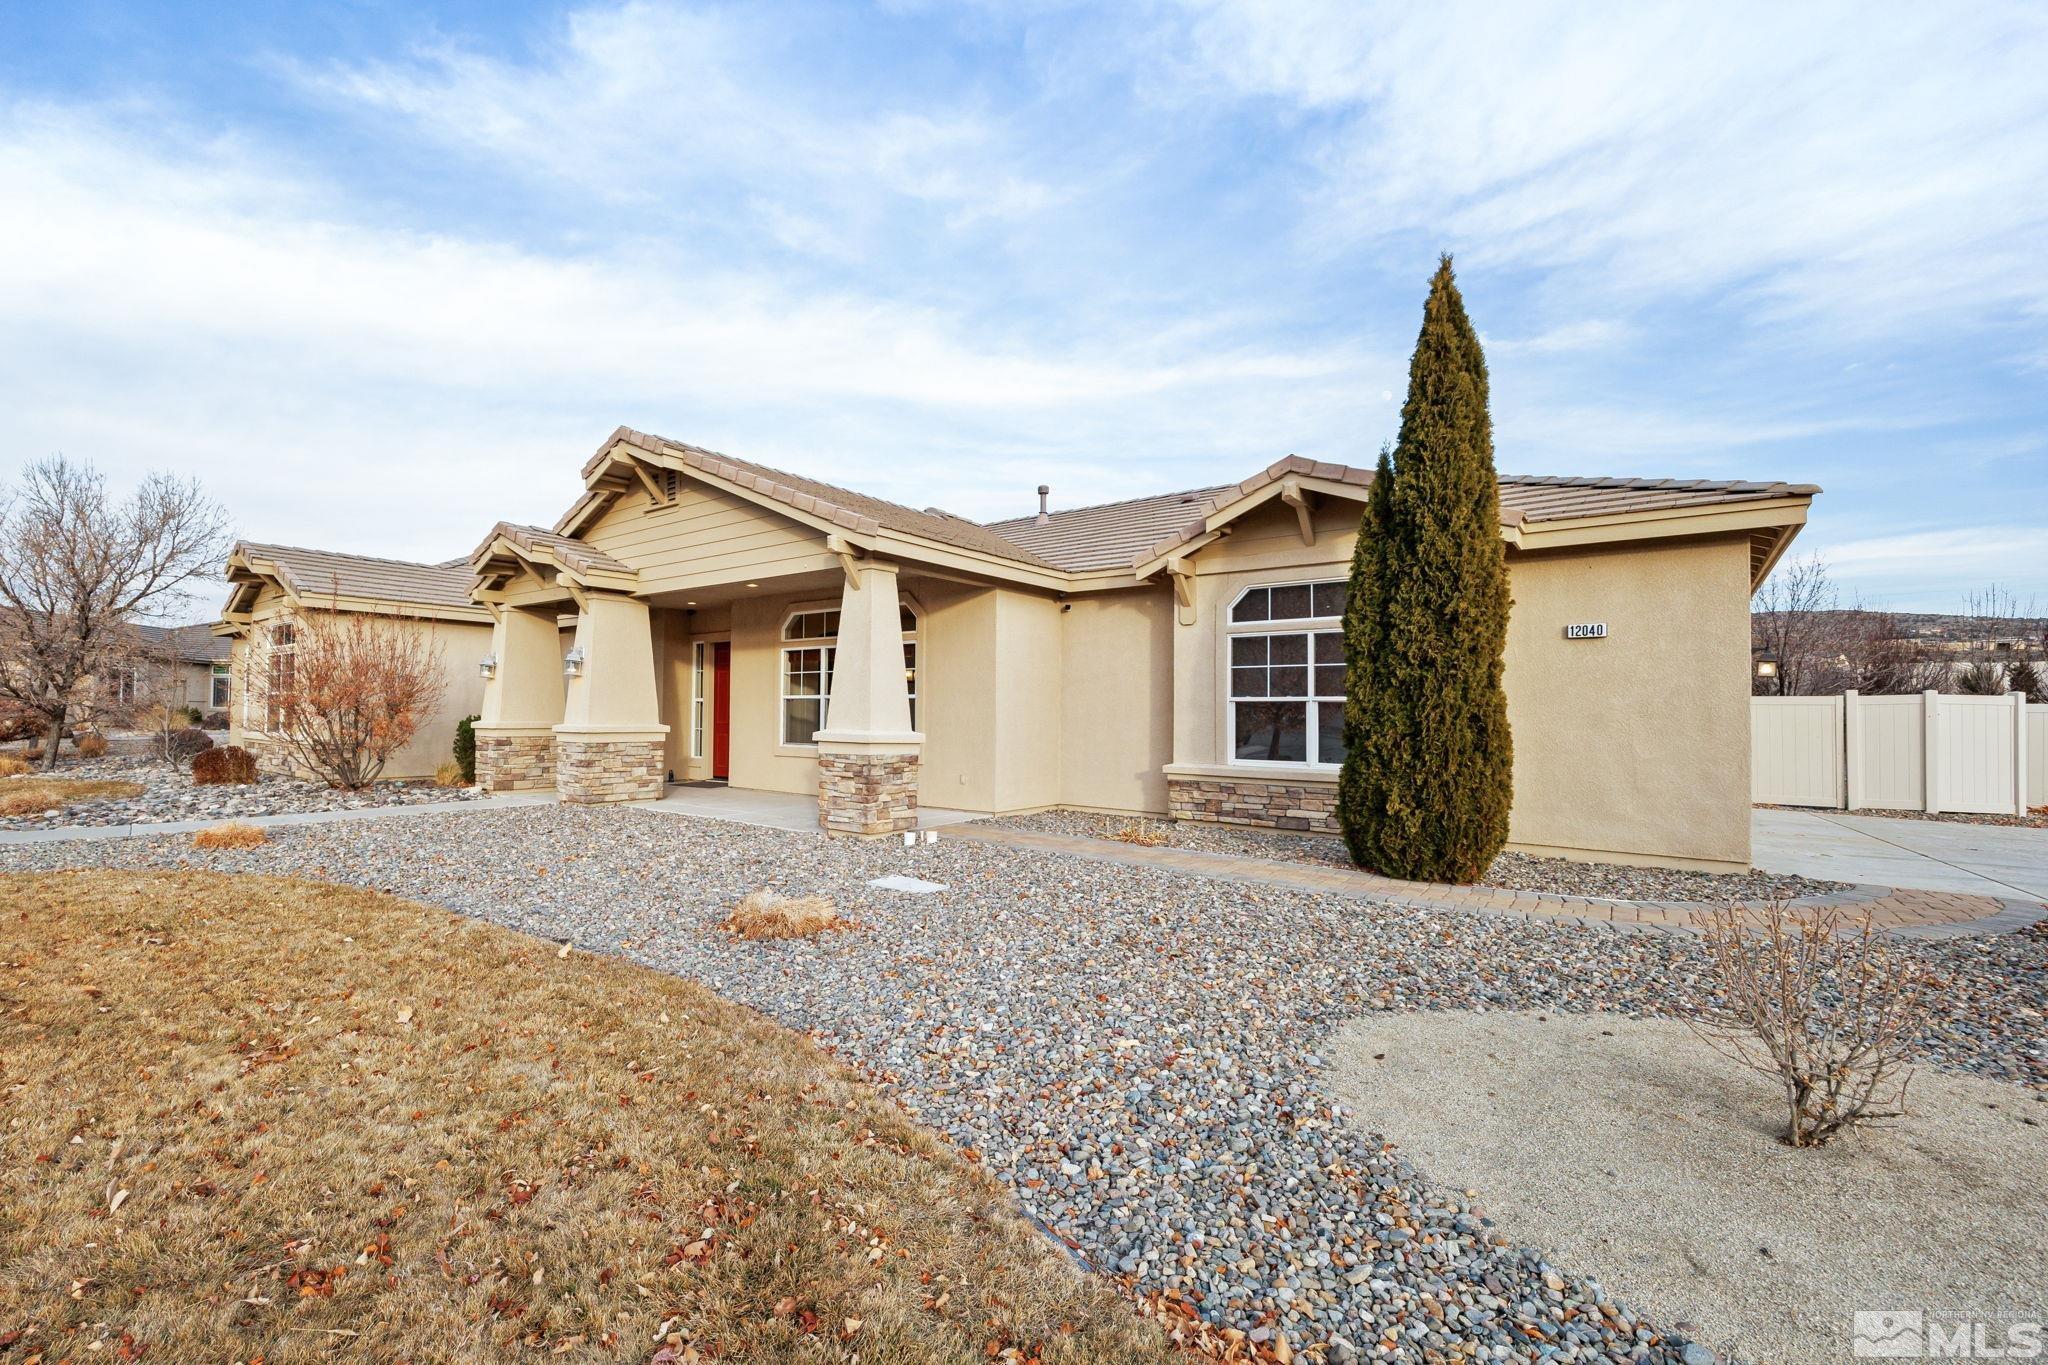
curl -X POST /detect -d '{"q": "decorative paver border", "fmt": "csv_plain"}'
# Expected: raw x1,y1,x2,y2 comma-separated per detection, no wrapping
946,824,2048,940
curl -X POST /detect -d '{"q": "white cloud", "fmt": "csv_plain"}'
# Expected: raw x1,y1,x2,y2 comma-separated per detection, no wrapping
1156,0,2048,335
1807,525,2048,610
286,2,1064,242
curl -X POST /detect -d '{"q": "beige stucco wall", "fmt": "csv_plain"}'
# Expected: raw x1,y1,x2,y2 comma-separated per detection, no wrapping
1165,497,1754,869
1059,587,1174,814
227,583,489,782
1501,534,1753,869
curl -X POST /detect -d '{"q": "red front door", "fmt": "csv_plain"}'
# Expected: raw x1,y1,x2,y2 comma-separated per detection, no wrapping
711,642,731,780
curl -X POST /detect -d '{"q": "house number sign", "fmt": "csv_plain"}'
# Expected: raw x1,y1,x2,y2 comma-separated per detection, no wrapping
1563,622,1608,640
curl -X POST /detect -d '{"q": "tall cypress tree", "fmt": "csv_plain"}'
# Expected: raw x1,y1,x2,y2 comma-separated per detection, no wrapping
1338,256,1513,882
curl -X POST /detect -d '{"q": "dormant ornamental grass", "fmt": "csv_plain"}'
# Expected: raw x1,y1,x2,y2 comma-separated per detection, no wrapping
0,871,1170,1363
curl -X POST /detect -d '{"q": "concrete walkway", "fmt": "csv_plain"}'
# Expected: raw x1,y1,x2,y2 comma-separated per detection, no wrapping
644,784,981,834
1752,807,2048,901
0,792,555,845
948,823,2047,940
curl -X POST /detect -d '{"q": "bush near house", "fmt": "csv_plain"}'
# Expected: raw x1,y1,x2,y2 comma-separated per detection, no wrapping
1339,256,1514,883
74,733,106,759
2009,658,2047,705
454,712,480,784
0,872,1168,1364
191,821,267,849
198,709,230,731
191,744,257,786
164,727,213,768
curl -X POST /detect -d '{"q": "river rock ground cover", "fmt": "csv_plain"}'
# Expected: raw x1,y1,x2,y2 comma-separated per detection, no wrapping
0,754,482,830
989,810,1852,903
6,804,2041,1363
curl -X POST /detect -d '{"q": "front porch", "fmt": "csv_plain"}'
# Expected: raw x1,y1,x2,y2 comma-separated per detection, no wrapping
647,783,981,835
466,519,932,836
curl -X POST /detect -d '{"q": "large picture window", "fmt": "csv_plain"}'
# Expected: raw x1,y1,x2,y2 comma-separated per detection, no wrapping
1227,580,1347,766
780,605,918,746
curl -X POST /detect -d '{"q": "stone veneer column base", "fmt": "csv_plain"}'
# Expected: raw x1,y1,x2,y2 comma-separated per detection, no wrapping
1166,773,1340,834
237,733,321,783
555,735,665,804
817,748,920,836
476,731,557,792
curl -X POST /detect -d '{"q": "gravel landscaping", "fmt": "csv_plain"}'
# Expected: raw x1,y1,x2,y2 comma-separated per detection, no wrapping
1844,806,2048,830
993,809,1855,902
5,805,2041,1363
0,755,483,830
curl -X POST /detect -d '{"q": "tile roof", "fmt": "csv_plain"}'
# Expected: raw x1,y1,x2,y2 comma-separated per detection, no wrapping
234,541,480,610
133,623,230,664
986,486,1235,571
477,522,636,579
593,428,1064,571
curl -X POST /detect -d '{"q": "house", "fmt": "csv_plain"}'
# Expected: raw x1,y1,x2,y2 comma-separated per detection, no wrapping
129,623,234,714
227,427,1816,869
215,542,493,779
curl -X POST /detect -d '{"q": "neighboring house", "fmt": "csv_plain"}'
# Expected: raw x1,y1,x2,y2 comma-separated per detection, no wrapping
129,623,233,714
215,543,492,780
224,428,1817,868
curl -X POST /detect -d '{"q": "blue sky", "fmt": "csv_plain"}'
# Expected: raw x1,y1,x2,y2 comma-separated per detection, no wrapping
3,1,2044,617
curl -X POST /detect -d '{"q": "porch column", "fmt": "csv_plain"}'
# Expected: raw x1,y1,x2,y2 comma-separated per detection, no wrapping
475,606,566,792
555,593,669,804
815,562,922,835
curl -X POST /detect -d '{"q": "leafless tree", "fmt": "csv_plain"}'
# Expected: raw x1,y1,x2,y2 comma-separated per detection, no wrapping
0,458,231,770
1750,555,1843,695
1689,900,1942,1148
237,596,448,789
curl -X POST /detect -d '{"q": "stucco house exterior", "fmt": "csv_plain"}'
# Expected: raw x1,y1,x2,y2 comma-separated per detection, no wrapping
129,623,233,716
223,426,1816,869
216,542,492,780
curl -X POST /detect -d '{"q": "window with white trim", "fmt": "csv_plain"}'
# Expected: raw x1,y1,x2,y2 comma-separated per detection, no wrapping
264,622,296,732
689,643,707,758
779,605,918,745
211,663,231,709
1227,579,1348,766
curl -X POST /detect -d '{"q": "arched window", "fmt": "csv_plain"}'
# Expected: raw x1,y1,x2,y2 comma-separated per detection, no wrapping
779,604,920,745
1226,580,1347,766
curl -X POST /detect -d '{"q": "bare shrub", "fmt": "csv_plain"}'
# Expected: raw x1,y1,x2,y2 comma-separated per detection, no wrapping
191,745,257,786
433,760,465,787
0,755,27,776
1111,819,1170,847
1690,899,1941,1147
192,821,267,850
165,727,213,769
722,890,842,941
75,733,107,759
238,600,448,790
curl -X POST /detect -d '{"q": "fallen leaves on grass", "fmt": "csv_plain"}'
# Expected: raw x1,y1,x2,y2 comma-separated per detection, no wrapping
0,871,1171,1363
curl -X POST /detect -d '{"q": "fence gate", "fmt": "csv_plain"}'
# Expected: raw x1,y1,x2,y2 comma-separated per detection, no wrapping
1750,695,1844,808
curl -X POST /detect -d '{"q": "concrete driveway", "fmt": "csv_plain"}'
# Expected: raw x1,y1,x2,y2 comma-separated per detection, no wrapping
1752,808,2048,901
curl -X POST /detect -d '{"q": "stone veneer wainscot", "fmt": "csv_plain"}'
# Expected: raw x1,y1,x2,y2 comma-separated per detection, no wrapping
555,737,664,804
818,749,920,835
1167,773,1339,834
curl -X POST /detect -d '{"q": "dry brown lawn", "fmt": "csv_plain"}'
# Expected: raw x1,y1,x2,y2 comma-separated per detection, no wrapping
0,872,1175,1364
191,822,270,850
0,778,145,817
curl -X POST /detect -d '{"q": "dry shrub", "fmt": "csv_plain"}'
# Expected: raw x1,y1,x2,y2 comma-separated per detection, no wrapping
0,755,28,777
0,778,145,818
191,745,258,786
192,822,268,850
433,760,465,787
1690,899,1941,1147
1111,819,1170,847
74,733,107,759
0,790,50,816
722,889,843,941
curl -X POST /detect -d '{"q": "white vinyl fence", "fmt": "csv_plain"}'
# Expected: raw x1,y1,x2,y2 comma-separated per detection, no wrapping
1752,692,2041,815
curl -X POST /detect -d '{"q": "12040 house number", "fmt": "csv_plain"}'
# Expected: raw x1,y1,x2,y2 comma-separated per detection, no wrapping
1563,622,1609,640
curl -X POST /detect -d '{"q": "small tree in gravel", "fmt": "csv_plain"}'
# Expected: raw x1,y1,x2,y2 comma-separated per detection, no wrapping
1338,256,1513,882
240,598,448,790
1689,900,1941,1147
2004,657,2045,704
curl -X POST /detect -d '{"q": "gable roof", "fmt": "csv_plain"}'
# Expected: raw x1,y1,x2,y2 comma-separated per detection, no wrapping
576,428,1063,572
1128,456,1821,570
133,623,230,664
226,541,483,613
474,522,636,580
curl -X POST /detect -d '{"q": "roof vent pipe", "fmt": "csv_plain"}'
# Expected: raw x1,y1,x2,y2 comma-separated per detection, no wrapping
1037,484,1050,523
